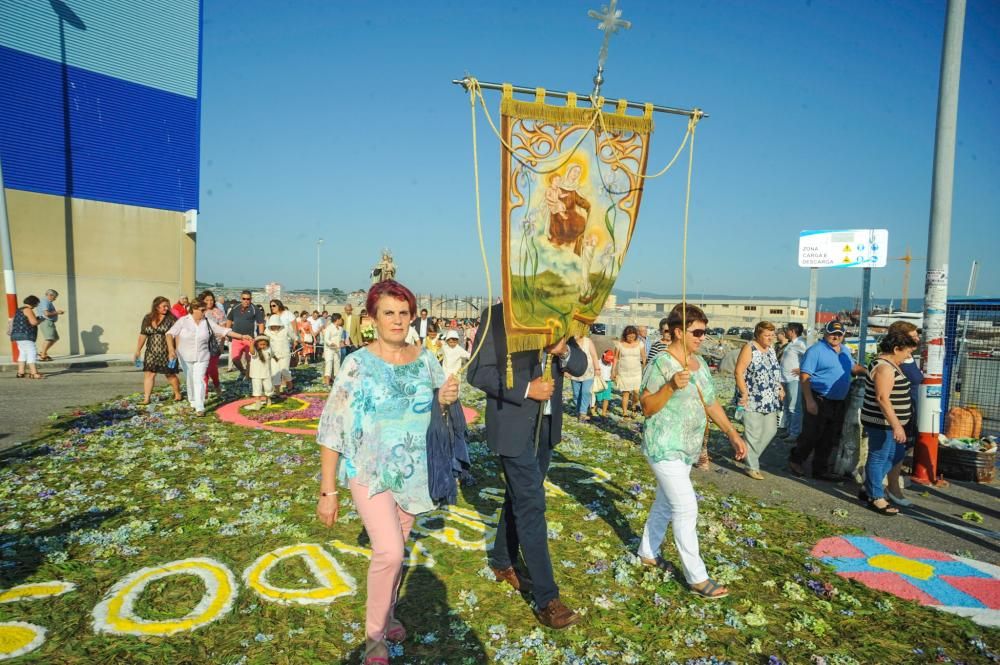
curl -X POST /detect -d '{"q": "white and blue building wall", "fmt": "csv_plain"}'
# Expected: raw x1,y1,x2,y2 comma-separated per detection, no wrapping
0,0,201,355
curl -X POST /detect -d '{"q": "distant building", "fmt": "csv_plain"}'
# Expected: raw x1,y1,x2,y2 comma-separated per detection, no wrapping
265,282,282,300
629,297,809,331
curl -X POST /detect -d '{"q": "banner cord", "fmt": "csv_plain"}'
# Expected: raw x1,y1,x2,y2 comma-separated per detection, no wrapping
459,81,494,375
681,113,700,361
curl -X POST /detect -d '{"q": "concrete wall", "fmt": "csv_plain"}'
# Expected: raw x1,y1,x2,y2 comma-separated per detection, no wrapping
1,188,195,355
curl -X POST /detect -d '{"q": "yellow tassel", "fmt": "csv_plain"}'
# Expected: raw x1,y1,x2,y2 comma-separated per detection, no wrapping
506,353,514,389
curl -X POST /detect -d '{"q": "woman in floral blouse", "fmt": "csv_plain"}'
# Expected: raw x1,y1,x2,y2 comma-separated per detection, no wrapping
637,303,747,599
315,280,459,665
733,321,784,480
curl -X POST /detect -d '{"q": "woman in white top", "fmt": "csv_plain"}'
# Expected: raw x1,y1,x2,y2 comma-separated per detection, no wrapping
570,332,600,421
322,314,345,386
167,298,250,416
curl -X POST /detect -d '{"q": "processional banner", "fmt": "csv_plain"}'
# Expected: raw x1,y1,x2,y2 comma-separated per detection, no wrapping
500,85,654,352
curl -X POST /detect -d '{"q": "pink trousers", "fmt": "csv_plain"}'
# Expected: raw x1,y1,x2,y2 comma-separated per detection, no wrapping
349,479,415,641
203,355,220,390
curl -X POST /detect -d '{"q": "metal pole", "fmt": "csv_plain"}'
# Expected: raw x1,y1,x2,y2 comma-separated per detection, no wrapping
0,156,18,361
452,78,708,119
965,259,978,296
806,268,819,344
316,238,323,312
858,267,871,361
914,0,966,487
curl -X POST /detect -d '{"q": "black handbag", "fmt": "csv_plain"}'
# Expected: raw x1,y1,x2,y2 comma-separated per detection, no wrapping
206,321,223,357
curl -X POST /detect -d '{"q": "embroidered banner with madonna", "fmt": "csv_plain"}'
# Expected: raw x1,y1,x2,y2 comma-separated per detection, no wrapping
499,84,654,352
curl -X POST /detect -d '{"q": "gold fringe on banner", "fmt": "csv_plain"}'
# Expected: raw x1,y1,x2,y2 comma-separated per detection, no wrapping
501,86,654,135
505,333,554,355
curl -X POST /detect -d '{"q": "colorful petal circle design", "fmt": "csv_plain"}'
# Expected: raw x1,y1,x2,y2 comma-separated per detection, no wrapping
216,392,478,435
812,536,1000,627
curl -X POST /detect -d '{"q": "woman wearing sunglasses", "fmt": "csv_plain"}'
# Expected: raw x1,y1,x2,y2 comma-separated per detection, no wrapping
636,303,747,599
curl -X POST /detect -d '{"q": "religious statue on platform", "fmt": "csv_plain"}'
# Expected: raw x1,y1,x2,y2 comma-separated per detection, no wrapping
370,249,397,285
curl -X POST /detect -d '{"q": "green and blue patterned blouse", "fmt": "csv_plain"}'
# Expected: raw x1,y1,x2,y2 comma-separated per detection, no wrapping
317,347,445,514
640,352,716,465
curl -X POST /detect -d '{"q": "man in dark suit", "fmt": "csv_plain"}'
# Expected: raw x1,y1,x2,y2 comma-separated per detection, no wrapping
411,308,433,342
467,302,587,629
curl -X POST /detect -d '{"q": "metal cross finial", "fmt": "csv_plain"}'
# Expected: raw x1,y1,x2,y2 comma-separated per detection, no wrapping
587,0,631,98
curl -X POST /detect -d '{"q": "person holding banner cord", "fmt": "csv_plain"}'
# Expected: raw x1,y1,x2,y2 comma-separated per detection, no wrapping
637,303,747,599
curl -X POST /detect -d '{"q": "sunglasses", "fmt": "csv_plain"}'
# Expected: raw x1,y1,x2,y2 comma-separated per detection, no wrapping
688,329,707,338
241,297,251,301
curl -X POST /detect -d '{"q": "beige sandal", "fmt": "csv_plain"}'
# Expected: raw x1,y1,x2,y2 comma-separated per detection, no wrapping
385,616,406,641
364,638,389,665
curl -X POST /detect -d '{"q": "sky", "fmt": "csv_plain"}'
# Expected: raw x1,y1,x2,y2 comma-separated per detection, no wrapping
198,0,1000,303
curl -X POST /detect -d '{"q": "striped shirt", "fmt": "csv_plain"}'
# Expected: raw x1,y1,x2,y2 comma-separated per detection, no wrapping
647,340,668,365
860,358,912,429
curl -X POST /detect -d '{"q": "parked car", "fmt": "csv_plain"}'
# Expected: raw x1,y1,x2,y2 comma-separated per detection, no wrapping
709,327,726,337
589,323,607,336
739,328,754,340
726,326,742,336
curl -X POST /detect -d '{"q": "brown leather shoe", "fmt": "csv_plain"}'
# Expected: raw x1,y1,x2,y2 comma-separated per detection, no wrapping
535,598,580,629
492,566,524,591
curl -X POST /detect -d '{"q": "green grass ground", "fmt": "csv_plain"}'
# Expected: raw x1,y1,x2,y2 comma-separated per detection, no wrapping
0,366,997,664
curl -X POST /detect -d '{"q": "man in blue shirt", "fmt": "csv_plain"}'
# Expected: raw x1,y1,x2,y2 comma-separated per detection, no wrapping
788,321,865,480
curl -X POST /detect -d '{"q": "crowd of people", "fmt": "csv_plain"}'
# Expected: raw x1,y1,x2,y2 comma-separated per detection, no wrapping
8,279,929,664
311,281,756,663
734,317,924,513
124,290,482,415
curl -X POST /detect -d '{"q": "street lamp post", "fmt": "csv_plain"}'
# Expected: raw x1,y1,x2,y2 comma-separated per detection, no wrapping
316,238,324,311
0,155,18,361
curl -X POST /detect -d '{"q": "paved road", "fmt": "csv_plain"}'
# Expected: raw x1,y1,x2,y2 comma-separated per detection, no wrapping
2,365,997,563
0,365,142,451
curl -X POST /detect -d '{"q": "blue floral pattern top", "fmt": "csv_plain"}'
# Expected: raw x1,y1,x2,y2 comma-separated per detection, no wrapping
741,343,782,414
317,347,445,515
640,352,716,465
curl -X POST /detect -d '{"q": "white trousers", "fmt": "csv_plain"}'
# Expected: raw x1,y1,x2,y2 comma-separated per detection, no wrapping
179,357,208,412
16,340,38,364
324,350,340,378
638,457,708,585
273,355,292,384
